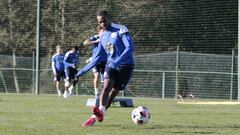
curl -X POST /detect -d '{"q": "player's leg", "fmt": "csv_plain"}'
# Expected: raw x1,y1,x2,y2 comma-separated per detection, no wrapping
106,88,119,110
82,78,114,126
82,69,115,126
55,72,62,96
100,62,106,83
59,70,66,96
91,68,117,122
68,68,78,96
93,72,100,102
93,66,100,99
99,77,115,110
64,80,70,98
63,68,71,98
68,67,76,96
106,66,134,110
56,81,62,96
95,62,106,96
100,73,104,83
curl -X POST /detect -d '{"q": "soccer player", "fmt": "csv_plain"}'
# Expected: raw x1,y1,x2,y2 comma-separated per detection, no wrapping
82,10,134,126
78,27,107,105
63,46,79,98
51,45,65,96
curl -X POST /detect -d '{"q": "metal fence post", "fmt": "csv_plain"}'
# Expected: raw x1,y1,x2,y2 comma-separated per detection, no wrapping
175,45,180,99
35,0,40,94
230,49,234,100
162,72,165,99
238,0,240,101
32,51,35,94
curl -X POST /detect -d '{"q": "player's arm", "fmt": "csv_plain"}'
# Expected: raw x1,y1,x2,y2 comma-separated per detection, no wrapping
63,52,75,68
74,53,79,68
51,56,57,81
83,39,100,47
51,62,57,75
77,45,106,77
51,56,57,75
83,35,100,47
110,33,134,68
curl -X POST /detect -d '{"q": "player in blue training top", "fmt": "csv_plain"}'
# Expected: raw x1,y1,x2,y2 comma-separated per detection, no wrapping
78,27,107,104
82,10,134,127
51,45,65,97
63,46,79,98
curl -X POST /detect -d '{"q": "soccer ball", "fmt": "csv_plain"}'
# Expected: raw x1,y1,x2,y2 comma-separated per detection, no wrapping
131,106,151,125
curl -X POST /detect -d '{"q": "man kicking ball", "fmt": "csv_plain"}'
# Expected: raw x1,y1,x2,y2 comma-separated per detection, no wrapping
81,10,134,126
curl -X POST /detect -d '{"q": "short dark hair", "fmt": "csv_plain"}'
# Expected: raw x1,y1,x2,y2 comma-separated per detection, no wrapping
97,10,110,19
73,46,79,51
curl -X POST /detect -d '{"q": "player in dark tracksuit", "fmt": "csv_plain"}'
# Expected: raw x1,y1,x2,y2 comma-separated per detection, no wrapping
78,29,107,105
63,46,79,98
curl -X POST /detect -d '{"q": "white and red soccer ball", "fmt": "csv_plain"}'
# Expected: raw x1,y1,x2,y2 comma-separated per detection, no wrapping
131,106,151,125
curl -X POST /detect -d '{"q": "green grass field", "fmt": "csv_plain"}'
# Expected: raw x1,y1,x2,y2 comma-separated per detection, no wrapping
1,94,240,135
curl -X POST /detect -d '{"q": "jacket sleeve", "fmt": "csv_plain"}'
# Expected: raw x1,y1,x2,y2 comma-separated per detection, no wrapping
77,45,106,76
51,56,57,75
112,33,134,67
63,52,74,67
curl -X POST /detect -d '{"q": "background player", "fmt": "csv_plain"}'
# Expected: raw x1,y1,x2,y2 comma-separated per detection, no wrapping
82,10,134,126
79,27,106,105
51,45,65,97
63,46,79,98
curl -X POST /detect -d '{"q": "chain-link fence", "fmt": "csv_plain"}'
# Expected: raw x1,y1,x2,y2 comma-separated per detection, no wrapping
0,0,238,99
0,49,237,99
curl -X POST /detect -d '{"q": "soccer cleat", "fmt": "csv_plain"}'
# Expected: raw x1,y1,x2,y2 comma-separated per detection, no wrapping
68,85,73,96
93,106,104,122
63,91,70,99
82,117,96,127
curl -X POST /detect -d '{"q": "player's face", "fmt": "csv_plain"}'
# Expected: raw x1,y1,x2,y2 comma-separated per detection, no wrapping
97,16,111,30
72,48,76,53
56,48,61,53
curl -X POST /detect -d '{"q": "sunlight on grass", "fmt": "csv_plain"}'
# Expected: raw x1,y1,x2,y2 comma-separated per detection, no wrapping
0,94,240,135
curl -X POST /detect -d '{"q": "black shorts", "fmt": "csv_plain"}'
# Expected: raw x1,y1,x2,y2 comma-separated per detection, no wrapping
93,61,106,74
65,67,78,81
105,65,134,90
56,70,65,81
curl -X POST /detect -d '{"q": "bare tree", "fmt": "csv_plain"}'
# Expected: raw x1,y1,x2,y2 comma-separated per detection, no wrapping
60,0,65,46
8,0,20,93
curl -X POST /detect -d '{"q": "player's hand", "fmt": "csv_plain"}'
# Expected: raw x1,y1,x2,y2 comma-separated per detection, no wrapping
72,64,76,69
86,57,92,63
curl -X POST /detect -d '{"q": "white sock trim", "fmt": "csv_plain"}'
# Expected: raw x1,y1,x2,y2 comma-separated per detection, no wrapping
99,106,106,113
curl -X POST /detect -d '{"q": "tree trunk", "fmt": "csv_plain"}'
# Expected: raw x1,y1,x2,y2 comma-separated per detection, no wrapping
13,50,20,93
8,0,20,93
8,0,13,39
54,0,58,33
0,70,8,93
60,0,65,46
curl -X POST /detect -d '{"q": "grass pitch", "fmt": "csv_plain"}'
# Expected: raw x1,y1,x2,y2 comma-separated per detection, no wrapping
1,94,240,135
